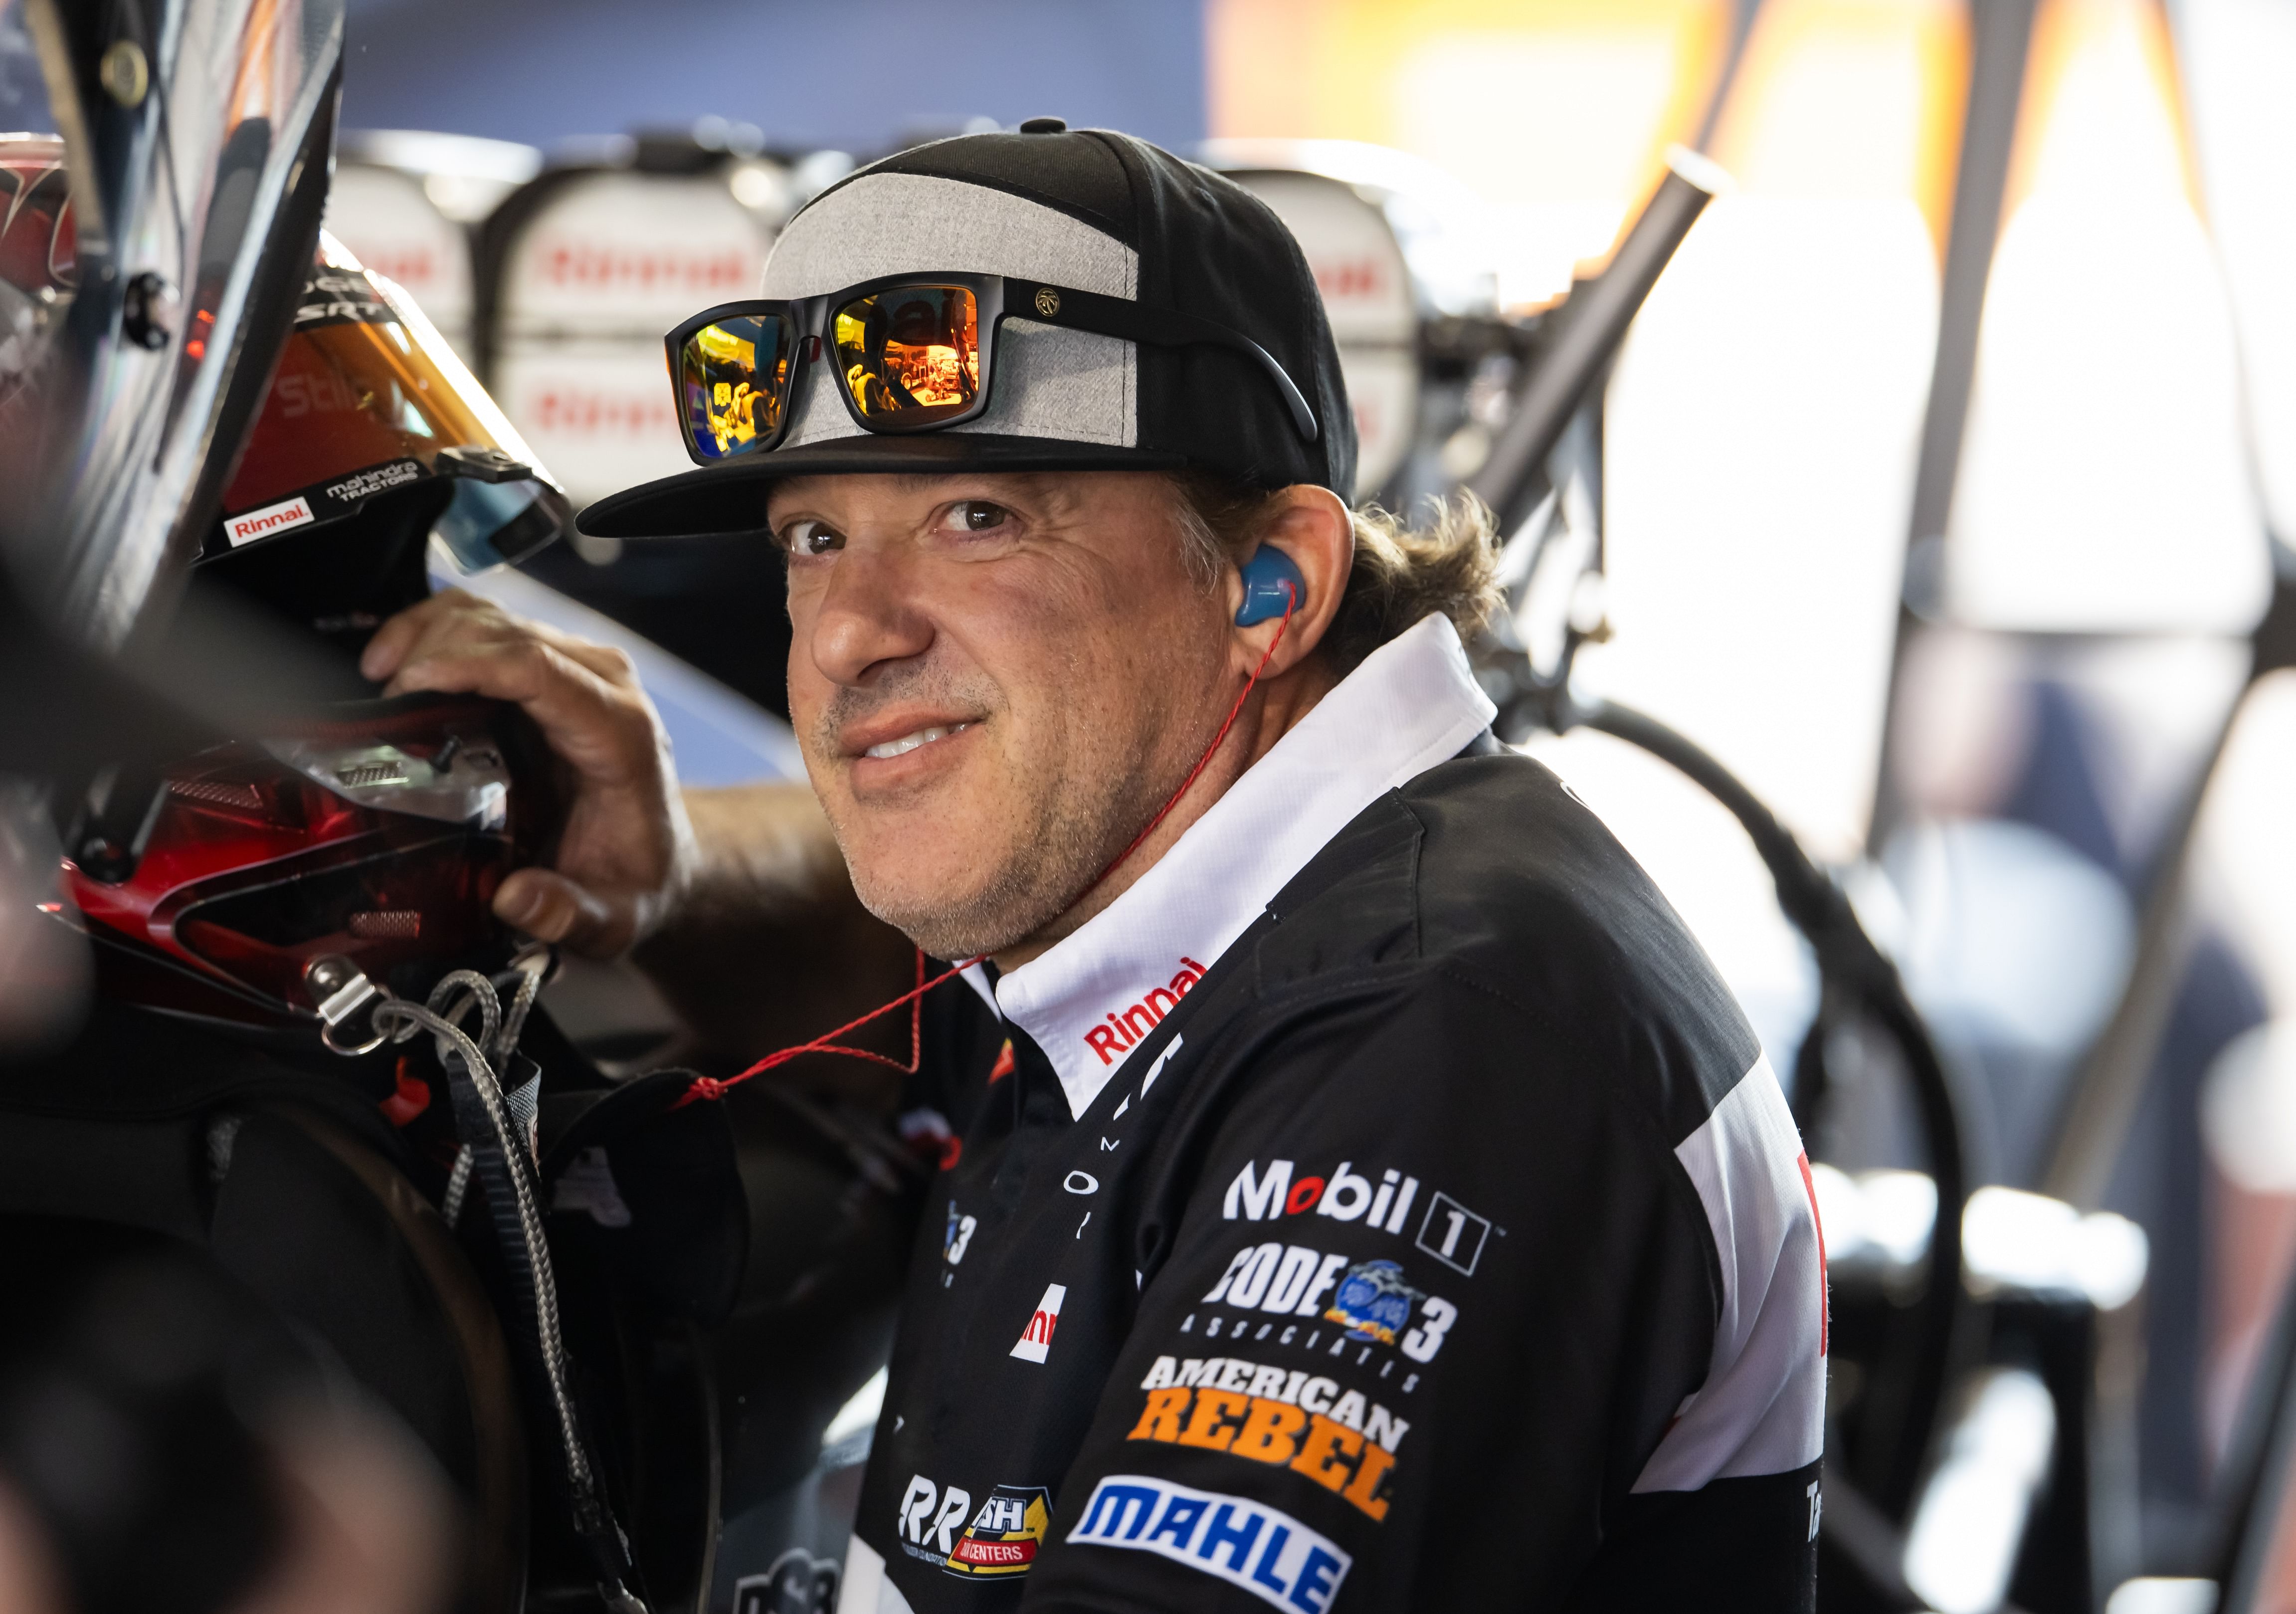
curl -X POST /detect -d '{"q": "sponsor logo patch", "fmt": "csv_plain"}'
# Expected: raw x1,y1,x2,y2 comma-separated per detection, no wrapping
225,495,315,547
1010,1282,1066,1364
1129,1356,1406,1521
1069,1474,1351,1612
944,1484,1052,1578
1199,1242,1459,1362
1324,1259,1420,1346
1415,1191,1492,1276
1222,1159,1421,1234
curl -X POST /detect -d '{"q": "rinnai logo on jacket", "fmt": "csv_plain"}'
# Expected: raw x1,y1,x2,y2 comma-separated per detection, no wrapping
1011,1283,1067,1363
1083,958,1210,1066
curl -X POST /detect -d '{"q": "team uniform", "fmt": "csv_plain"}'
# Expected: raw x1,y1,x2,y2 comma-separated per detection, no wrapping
838,615,1827,1612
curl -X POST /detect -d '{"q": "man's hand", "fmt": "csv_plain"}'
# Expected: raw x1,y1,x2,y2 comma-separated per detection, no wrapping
360,590,696,959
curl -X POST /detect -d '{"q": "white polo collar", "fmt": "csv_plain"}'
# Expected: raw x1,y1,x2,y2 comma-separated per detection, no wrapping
994,612,1497,1119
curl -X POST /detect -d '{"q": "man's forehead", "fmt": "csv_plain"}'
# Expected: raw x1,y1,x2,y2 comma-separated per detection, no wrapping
766,470,1157,516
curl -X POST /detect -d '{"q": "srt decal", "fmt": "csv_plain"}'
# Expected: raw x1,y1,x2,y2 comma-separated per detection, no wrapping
1201,1243,1458,1362
944,1484,1053,1578
1084,958,1208,1066
1069,1475,1351,1613
1130,1356,1406,1521
1010,1283,1067,1364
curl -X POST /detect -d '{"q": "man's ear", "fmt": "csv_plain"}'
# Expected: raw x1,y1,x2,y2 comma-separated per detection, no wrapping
1228,485,1353,676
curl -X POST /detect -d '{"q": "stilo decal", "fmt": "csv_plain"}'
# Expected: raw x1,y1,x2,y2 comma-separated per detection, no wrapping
944,1484,1054,1578
1069,1475,1351,1613
1010,1283,1067,1364
1199,1242,1457,1363
1082,958,1209,1066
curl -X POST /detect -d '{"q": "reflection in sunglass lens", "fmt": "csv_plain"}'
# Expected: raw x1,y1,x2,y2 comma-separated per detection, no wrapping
830,286,980,425
679,313,791,459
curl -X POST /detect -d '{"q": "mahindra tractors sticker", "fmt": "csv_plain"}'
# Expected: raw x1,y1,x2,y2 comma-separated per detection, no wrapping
943,1484,1053,1579
1068,1474,1352,1612
1010,1283,1067,1364
225,495,316,547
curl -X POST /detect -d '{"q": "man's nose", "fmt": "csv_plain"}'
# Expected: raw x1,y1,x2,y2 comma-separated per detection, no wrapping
809,541,934,688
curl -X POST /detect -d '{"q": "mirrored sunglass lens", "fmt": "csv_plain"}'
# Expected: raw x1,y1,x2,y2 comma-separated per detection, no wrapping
679,313,790,458
830,287,980,424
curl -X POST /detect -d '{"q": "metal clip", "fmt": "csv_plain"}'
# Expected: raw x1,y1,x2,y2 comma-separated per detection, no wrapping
306,954,390,1055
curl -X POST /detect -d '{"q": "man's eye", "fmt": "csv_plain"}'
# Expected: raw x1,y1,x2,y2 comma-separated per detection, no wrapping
780,520,843,557
940,500,1012,534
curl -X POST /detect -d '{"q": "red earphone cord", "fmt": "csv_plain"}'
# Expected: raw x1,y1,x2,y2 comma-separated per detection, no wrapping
674,596,1297,1107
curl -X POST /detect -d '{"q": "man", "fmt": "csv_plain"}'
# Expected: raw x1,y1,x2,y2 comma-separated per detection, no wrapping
364,124,1824,1611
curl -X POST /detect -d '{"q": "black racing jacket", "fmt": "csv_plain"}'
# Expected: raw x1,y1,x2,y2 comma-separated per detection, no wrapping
841,617,1826,1613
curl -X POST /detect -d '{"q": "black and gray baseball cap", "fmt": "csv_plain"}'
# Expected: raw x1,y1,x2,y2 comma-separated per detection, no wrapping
575,122,1354,540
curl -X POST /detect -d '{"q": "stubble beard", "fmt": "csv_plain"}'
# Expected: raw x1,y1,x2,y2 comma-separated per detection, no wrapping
810,659,1178,963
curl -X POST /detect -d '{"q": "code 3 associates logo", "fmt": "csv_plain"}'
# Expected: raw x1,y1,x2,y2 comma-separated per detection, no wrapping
1070,1474,1350,1613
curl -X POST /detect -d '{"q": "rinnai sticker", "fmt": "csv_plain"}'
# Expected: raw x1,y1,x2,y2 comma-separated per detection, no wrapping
1130,1355,1407,1521
225,495,316,547
1083,957,1209,1066
1010,1283,1066,1364
1069,1474,1352,1612
944,1484,1053,1579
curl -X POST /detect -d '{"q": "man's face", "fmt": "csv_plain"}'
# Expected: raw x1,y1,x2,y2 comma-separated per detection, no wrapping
772,471,1234,960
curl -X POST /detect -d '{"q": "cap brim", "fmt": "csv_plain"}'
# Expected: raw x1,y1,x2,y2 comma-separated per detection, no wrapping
576,434,1188,540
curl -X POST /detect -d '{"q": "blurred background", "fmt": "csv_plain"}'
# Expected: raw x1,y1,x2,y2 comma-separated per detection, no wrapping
17,0,2296,1609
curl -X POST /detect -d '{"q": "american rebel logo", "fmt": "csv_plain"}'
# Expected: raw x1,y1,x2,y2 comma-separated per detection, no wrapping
1083,958,1209,1066
1130,1354,1408,1522
1223,1159,1496,1278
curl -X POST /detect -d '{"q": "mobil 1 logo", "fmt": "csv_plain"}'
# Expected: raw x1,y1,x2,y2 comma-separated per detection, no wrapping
1414,1191,1491,1276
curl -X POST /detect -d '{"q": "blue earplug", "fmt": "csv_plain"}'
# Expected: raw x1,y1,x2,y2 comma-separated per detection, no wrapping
1234,546,1305,626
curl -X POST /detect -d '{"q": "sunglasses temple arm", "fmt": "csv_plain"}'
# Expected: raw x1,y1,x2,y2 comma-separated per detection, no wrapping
1025,286,1320,444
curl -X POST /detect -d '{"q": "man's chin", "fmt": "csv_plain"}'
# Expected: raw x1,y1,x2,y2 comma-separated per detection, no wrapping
845,847,1072,964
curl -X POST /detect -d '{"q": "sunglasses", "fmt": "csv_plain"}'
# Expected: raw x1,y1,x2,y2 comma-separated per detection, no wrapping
665,273,1319,466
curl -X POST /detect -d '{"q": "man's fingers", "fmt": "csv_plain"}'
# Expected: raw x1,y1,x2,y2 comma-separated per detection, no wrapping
358,589,475,683
494,868,630,959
